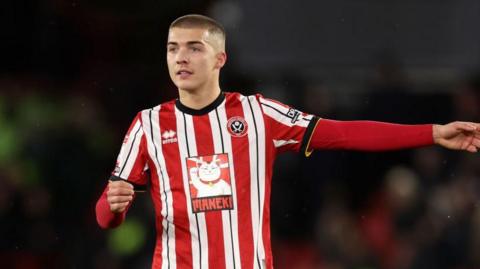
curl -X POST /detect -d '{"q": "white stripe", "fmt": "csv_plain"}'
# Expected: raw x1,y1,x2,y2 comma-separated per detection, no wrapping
261,105,310,128
146,108,177,269
210,107,242,269
260,97,311,128
116,120,143,178
240,96,260,269
175,108,208,269
259,98,289,114
272,139,299,148
243,95,267,268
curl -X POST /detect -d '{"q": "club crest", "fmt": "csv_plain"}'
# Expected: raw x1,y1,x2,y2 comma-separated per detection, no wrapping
227,116,248,137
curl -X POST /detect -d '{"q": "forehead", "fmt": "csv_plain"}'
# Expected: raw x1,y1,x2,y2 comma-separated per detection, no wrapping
167,27,210,44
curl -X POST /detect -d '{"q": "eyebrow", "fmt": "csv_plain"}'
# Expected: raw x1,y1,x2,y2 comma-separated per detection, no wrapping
167,41,205,46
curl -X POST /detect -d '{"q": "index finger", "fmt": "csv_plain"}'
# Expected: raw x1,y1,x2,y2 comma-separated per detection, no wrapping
456,122,477,132
108,179,134,189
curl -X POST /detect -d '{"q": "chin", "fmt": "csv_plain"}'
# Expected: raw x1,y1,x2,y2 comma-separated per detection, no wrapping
175,81,200,92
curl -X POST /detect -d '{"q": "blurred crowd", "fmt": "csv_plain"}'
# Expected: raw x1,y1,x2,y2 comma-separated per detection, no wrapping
270,65,480,269
2,1,480,269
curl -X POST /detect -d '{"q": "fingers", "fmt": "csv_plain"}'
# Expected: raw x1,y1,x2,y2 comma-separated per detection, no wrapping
107,194,133,203
462,133,480,153
466,145,478,153
462,126,480,151
109,202,130,213
454,121,477,132
108,179,134,189
108,180,134,195
107,180,134,213
473,137,480,148
107,185,134,196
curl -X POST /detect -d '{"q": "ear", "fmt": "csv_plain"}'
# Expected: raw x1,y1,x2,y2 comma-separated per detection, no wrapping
215,52,227,69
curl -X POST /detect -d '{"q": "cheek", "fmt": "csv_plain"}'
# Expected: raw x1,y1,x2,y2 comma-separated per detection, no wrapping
197,55,216,68
166,58,174,71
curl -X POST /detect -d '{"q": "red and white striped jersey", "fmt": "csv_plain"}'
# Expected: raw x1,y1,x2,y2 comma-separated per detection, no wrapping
111,92,318,269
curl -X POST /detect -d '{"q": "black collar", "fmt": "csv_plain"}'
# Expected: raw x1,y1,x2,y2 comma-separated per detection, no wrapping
175,92,225,115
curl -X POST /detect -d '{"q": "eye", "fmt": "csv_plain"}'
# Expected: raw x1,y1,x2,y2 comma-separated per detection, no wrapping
167,47,177,52
191,47,201,52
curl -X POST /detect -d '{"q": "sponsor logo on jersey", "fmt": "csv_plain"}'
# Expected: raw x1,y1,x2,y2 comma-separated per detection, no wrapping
186,153,234,213
227,116,248,137
162,130,178,144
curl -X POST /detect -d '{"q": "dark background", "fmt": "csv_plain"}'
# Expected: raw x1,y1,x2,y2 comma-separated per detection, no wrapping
1,1,480,268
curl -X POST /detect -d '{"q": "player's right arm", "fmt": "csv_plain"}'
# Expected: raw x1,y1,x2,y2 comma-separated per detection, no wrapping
95,112,148,229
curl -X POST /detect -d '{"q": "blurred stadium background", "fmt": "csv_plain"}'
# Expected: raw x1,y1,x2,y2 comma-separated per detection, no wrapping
1,0,480,268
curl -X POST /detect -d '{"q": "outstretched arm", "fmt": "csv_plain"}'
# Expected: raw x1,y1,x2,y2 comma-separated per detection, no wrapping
307,119,479,152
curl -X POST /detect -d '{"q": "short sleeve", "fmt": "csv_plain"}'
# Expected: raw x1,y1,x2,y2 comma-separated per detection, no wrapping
111,112,149,187
259,96,319,155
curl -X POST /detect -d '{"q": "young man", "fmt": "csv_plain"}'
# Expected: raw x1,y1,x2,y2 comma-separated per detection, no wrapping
96,14,480,269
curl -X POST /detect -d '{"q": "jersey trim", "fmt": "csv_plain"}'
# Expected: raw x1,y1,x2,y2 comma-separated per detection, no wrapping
175,92,225,115
300,116,320,157
109,175,147,192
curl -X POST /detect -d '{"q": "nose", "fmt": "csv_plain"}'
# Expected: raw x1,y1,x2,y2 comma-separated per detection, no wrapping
176,48,189,65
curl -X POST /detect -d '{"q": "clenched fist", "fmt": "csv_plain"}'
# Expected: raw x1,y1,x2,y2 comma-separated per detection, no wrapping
107,180,134,213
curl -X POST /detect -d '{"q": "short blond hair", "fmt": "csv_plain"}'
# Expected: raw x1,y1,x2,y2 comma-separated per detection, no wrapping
170,14,226,51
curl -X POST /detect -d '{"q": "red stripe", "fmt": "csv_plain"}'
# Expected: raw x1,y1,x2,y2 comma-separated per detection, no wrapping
259,95,276,269
257,95,280,268
159,103,193,268
192,114,227,269
148,157,164,268
262,167,274,269
225,93,254,269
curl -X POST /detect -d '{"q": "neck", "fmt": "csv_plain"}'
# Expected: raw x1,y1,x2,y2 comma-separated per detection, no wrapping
178,84,222,110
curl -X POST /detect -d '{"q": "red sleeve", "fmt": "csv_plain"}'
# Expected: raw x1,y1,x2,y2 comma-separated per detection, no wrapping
95,185,133,229
305,119,434,153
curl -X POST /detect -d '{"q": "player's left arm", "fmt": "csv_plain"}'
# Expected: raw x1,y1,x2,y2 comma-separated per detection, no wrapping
304,119,480,154
432,121,480,152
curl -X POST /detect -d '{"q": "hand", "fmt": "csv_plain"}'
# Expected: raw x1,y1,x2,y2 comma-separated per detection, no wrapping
433,122,480,153
107,180,134,213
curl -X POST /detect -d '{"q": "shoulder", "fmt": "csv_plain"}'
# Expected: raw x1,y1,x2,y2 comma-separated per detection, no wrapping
131,99,177,124
228,91,285,105
140,99,176,114
224,91,266,103
224,91,291,115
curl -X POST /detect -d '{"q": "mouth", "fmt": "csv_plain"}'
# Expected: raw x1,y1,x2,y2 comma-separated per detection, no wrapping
176,70,193,79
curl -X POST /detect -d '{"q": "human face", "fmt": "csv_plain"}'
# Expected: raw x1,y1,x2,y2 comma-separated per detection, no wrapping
167,27,225,92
